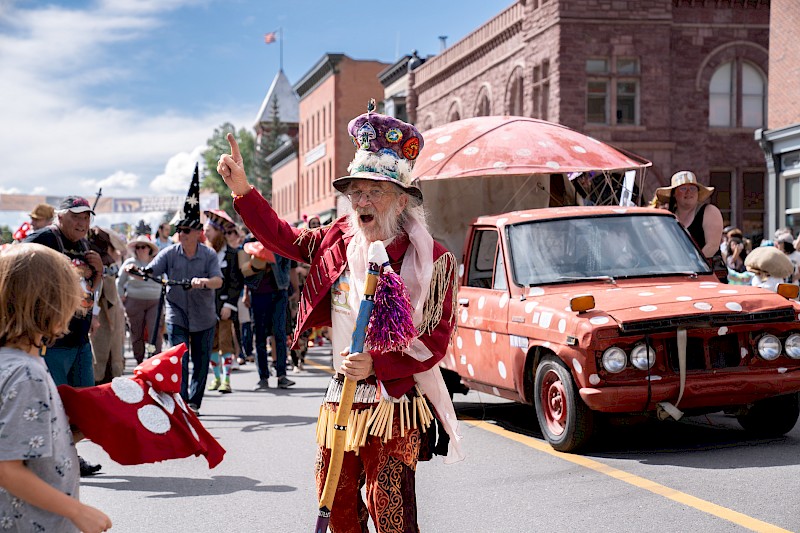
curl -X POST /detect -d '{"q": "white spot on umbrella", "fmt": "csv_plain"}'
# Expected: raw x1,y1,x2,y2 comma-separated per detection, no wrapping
572,145,587,154
493,161,508,169
694,302,712,311
170,356,179,364
171,374,179,383
467,364,475,377
137,405,171,434
111,377,144,405
475,330,482,346
435,135,452,144
430,152,446,161
463,146,479,155
726,302,743,312
546,161,560,169
589,374,601,385
151,358,161,366
572,359,583,374
456,336,463,349
498,361,507,379
590,316,609,325
155,373,164,382
516,148,532,157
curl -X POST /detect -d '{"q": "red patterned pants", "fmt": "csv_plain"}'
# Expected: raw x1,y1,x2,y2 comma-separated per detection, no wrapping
315,411,421,533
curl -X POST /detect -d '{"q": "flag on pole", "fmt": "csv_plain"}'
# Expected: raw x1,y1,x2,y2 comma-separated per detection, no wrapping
264,31,277,44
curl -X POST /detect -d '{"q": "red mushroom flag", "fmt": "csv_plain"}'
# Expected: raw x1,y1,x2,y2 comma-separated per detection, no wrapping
58,344,225,468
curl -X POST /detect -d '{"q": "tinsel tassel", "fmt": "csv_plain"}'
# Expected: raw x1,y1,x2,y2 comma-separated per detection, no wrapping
366,270,416,352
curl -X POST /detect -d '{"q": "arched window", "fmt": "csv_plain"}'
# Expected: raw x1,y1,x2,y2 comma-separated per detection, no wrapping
507,69,524,116
447,101,461,122
475,87,491,117
709,60,766,128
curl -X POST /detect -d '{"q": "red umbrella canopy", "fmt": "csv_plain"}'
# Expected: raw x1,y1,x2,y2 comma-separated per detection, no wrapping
412,116,650,180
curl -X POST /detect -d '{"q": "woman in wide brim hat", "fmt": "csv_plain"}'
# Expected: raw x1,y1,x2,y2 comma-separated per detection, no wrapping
118,235,163,364
655,171,723,259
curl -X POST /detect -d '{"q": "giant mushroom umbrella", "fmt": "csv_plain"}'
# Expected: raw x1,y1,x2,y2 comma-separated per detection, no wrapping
411,116,651,258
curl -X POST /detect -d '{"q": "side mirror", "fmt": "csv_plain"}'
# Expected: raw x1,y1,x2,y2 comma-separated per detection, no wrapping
776,283,800,300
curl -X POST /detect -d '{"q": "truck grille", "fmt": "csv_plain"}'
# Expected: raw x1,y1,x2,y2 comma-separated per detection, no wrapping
664,333,744,371
620,308,795,335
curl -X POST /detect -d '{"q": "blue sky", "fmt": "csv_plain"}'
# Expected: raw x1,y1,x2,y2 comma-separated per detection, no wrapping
0,0,511,209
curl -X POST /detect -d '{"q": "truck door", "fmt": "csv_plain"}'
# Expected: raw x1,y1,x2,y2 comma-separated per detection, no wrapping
456,227,512,391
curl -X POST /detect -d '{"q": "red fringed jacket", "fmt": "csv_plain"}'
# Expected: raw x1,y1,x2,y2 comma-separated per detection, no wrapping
234,188,456,397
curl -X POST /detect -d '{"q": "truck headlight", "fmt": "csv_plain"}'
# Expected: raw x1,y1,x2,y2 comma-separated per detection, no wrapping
785,334,800,359
757,334,782,361
602,347,627,373
630,343,656,370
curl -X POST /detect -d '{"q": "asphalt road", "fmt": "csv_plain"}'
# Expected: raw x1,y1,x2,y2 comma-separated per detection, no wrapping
78,346,800,533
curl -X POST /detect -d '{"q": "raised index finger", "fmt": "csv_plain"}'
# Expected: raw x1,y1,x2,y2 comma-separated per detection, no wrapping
226,132,242,162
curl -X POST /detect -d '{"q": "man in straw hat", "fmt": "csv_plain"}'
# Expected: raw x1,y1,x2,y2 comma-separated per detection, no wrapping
218,102,463,532
144,165,222,415
655,170,723,259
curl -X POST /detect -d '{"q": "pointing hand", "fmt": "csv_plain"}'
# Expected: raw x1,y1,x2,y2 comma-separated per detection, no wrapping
217,133,251,197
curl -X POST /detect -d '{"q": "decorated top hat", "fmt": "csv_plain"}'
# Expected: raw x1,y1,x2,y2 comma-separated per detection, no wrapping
175,164,203,230
332,100,425,202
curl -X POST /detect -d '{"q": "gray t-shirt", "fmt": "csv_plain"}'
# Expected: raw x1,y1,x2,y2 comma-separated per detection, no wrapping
0,347,79,532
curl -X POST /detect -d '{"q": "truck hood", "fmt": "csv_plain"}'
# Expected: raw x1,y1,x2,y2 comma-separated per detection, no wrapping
536,278,798,331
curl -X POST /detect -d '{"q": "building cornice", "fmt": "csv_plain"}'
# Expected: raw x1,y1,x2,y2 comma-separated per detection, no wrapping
378,55,411,87
294,53,345,99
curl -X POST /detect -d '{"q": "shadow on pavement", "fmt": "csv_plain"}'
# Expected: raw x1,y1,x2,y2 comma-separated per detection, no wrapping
81,475,296,498
199,413,318,433
454,397,800,468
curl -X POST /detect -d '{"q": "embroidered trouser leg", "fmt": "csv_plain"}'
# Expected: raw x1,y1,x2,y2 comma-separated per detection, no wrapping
315,411,421,533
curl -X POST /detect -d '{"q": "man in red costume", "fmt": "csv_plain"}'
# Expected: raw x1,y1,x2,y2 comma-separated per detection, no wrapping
218,107,463,532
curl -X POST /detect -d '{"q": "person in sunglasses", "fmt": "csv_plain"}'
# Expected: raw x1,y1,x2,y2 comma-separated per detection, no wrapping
145,169,222,415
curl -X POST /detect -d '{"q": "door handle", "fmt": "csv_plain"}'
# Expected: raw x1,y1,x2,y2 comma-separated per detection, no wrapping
458,298,469,306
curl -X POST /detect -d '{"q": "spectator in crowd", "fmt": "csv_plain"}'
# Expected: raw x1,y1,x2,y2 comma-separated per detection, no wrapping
655,171,724,259
87,227,126,385
28,203,55,231
22,195,104,476
0,243,112,533
154,222,172,251
143,168,222,415
775,232,800,284
203,209,243,394
117,235,162,364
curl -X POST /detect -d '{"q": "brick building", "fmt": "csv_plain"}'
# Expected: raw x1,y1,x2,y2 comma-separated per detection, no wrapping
757,0,800,238
411,0,770,240
291,54,389,223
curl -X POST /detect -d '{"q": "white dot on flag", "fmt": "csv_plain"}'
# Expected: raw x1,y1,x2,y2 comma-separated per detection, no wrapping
171,374,179,383
170,356,179,364
155,373,164,382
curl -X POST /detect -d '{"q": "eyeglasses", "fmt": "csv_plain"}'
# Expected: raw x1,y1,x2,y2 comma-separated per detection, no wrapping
346,188,397,204
134,245,150,250
225,229,238,236
177,227,193,234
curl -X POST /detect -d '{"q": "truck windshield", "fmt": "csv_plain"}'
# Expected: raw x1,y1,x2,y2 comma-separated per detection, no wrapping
508,214,712,286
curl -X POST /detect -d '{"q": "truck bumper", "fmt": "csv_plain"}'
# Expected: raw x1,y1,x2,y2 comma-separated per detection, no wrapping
579,368,800,413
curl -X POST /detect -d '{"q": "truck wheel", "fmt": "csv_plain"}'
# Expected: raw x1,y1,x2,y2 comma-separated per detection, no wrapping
736,393,800,437
534,356,594,452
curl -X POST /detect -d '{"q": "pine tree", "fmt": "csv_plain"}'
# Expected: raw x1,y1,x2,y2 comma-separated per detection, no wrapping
253,98,285,202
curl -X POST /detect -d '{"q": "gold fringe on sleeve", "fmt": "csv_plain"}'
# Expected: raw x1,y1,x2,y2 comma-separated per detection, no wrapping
293,227,322,262
418,251,458,337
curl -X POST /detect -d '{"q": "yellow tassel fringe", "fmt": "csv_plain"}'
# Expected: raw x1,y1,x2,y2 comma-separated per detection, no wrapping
316,385,434,452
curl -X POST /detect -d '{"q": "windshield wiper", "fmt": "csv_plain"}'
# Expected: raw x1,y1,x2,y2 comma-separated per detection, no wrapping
551,275,617,284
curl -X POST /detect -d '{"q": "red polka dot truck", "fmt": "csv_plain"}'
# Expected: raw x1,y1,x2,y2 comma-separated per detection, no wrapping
412,117,800,452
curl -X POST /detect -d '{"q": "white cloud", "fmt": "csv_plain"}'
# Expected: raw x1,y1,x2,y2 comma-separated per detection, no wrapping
149,146,207,194
0,0,251,199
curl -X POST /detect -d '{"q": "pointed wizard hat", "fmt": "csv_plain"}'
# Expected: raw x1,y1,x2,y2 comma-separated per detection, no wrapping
175,163,203,230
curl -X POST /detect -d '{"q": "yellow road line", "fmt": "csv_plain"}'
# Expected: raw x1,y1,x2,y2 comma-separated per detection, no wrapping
306,357,335,374
463,418,791,533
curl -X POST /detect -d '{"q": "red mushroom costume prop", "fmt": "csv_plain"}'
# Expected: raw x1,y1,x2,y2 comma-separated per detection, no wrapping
58,343,226,468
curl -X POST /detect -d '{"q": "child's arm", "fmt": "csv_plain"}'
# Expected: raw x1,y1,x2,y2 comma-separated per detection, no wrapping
0,459,112,533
